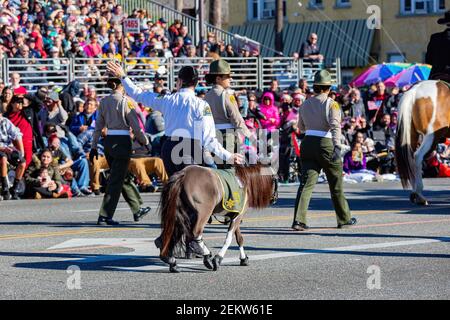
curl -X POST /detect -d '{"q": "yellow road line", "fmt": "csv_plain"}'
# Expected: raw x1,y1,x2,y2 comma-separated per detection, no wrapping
44,217,450,253
0,207,439,242
0,228,136,241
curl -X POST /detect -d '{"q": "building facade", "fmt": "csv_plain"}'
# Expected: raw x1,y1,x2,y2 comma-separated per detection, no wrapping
228,0,449,73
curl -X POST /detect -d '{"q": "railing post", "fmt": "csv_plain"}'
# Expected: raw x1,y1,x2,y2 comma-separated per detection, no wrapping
3,58,7,84
298,58,304,81
2,58,6,84
257,57,263,90
169,57,174,91
69,58,74,82
336,57,341,87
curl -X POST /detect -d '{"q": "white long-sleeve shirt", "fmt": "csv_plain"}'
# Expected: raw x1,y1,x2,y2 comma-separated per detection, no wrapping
121,77,232,161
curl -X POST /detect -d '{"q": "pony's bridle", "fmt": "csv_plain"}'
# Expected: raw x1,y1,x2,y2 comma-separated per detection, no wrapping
242,158,278,204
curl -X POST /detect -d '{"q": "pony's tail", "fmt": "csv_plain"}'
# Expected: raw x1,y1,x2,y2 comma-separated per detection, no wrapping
159,170,192,257
395,87,417,189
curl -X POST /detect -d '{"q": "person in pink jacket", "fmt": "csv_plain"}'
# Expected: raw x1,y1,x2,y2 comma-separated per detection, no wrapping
259,92,281,132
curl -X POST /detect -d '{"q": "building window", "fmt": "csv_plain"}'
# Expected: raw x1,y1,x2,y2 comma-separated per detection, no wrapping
435,0,446,12
387,53,406,63
400,0,446,15
336,0,351,8
248,0,286,21
309,0,324,9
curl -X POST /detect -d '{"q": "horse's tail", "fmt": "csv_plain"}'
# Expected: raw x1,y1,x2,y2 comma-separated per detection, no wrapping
159,170,192,257
395,85,417,189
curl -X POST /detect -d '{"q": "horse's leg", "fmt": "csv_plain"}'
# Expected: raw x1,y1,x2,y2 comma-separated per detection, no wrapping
213,215,242,271
190,203,216,270
159,249,179,273
235,221,249,266
413,133,434,205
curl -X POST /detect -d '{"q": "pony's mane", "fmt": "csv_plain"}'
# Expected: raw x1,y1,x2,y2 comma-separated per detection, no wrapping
235,164,273,209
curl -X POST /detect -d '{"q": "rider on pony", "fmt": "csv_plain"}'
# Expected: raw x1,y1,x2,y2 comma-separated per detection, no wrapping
426,10,450,83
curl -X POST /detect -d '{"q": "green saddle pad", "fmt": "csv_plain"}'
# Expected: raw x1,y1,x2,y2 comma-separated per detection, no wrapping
213,168,247,214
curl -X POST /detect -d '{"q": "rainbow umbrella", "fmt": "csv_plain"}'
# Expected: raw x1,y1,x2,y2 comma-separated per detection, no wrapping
350,63,410,87
363,63,409,86
350,65,377,87
384,64,431,88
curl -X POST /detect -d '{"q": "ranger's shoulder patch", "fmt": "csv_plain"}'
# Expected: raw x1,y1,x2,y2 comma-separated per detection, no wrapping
229,94,237,106
127,100,135,110
331,101,340,111
203,104,212,116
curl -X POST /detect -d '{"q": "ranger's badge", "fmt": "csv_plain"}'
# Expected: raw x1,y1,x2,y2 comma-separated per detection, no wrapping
225,199,235,209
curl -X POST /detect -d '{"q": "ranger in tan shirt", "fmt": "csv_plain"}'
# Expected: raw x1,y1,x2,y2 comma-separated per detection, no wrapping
205,60,251,166
90,76,151,226
293,70,355,231
297,91,342,148
92,93,148,149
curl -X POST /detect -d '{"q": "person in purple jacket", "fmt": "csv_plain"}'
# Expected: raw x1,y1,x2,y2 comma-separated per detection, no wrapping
343,142,367,174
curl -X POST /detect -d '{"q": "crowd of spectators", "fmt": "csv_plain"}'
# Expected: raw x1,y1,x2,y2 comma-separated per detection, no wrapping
235,78,414,183
1,1,447,201
0,0,259,78
0,70,170,200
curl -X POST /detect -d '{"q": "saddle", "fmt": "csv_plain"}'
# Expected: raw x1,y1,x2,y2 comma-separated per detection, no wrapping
213,168,247,215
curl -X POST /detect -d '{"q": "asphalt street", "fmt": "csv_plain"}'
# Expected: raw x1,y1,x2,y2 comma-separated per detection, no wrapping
0,179,449,300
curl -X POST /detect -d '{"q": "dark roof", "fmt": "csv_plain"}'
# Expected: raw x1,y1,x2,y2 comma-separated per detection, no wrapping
230,19,375,68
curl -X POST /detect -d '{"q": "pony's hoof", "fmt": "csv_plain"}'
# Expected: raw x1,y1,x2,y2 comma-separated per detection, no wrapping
160,255,176,265
203,254,213,270
240,256,249,266
411,193,429,206
417,199,429,206
169,263,179,273
409,193,417,204
212,255,223,271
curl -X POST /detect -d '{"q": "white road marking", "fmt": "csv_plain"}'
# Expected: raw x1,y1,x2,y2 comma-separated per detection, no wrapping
74,208,131,213
43,237,449,272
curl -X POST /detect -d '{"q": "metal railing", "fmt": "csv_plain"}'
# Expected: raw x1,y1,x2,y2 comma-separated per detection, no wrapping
4,58,71,93
124,57,172,89
172,57,212,90
72,58,116,97
261,57,301,90
1,57,340,96
299,59,341,88
224,57,259,90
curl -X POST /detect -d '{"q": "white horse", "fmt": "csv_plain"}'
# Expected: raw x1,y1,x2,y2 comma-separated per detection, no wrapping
395,80,450,205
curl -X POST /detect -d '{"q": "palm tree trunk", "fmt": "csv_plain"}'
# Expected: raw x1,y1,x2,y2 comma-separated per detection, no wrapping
210,0,222,28
275,0,284,55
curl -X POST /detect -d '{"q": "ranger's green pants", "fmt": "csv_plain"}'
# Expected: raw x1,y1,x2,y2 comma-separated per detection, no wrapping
99,135,143,218
293,136,351,226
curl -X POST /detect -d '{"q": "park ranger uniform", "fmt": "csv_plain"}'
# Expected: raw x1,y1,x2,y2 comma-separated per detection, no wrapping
205,60,251,161
120,70,232,177
292,70,354,229
92,87,150,223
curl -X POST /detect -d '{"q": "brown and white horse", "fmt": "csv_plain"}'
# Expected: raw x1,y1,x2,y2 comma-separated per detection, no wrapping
157,164,277,273
395,80,450,205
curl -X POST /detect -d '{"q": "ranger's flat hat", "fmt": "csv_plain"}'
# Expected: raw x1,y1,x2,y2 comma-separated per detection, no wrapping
313,69,334,86
208,59,232,75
